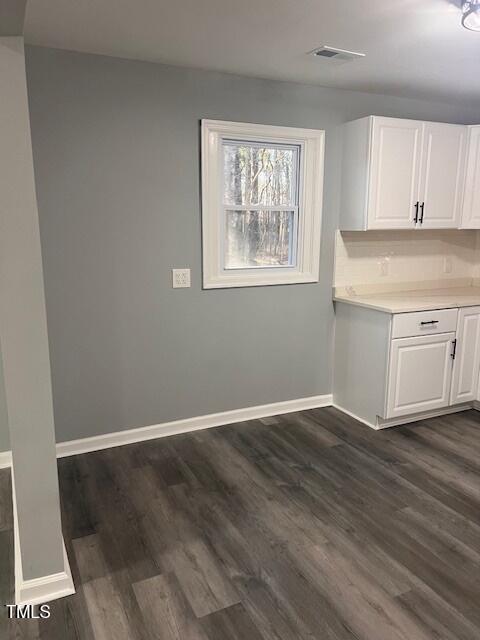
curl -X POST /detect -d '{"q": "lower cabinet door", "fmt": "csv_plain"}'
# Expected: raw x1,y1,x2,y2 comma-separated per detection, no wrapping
386,332,455,419
450,306,480,405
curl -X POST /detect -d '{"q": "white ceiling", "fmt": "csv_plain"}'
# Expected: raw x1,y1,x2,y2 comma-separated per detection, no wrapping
24,0,480,105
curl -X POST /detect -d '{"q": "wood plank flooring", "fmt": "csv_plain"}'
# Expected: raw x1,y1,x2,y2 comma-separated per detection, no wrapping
2,406,480,639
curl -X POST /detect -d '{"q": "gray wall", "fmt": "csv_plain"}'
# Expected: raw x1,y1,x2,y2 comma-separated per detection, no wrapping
21,45,480,445
0,347,10,452
0,0,27,36
0,37,64,580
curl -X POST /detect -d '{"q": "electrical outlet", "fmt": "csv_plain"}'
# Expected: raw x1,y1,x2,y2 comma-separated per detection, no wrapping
379,258,389,277
378,252,393,277
444,256,453,274
172,268,191,288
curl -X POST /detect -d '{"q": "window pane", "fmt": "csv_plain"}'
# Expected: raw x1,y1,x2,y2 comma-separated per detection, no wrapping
225,210,295,269
223,142,298,207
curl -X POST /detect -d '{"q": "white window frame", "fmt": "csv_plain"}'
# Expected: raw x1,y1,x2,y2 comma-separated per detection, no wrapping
201,119,325,289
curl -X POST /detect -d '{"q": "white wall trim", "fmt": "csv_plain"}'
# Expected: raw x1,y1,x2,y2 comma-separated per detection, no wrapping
56,394,333,458
0,395,332,464
12,471,75,606
376,404,471,429
2,393,479,465
332,404,379,430
333,402,474,430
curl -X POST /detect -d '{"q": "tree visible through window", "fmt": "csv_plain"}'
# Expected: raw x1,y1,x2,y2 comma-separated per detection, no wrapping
202,120,324,289
222,141,300,269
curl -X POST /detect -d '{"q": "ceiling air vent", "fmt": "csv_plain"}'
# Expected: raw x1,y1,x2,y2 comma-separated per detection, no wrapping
312,46,365,63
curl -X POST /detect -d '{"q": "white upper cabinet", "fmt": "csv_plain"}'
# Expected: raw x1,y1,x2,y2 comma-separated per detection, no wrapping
368,118,423,229
419,123,466,229
340,116,467,230
461,126,480,229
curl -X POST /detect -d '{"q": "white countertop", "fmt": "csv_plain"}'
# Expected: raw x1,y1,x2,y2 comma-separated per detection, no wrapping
334,286,480,314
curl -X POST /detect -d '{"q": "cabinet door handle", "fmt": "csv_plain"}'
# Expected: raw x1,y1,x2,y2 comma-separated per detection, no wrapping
419,202,425,224
451,339,457,360
420,320,439,325
414,201,419,224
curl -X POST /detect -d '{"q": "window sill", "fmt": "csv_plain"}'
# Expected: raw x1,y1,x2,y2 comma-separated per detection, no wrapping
203,271,319,289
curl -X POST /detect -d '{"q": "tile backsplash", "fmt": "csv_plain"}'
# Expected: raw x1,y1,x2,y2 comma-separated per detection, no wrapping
334,230,480,289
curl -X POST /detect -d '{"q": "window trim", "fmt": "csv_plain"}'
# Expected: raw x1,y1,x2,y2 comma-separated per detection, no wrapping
201,119,325,289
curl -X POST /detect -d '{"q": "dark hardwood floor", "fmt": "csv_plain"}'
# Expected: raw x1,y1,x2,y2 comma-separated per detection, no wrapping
2,406,480,639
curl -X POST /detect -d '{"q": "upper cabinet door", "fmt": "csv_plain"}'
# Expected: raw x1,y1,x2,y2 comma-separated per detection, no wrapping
419,123,466,229
367,117,423,229
461,126,480,229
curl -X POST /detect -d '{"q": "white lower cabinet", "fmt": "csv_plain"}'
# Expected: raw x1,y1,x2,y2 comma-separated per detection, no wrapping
334,302,480,429
450,306,480,405
386,333,455,419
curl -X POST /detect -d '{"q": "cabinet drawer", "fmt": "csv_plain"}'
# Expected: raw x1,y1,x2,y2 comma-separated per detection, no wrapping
391,309,458,338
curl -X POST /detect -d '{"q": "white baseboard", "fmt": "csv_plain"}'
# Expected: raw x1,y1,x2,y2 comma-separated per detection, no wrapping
1,392,477,466
332,404,378,430
1,395,332,465
56,394,333,458
15,541,75,607
333,402,474,430
12,470,75,606
376,404,472,429
0,449,12,469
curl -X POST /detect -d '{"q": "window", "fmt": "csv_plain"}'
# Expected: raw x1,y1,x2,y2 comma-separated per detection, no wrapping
201,120,325,288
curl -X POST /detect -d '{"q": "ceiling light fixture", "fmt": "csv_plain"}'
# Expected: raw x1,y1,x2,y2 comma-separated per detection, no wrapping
462,0,480,31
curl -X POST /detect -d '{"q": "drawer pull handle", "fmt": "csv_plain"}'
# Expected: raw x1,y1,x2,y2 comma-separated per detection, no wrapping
420,320,439,325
